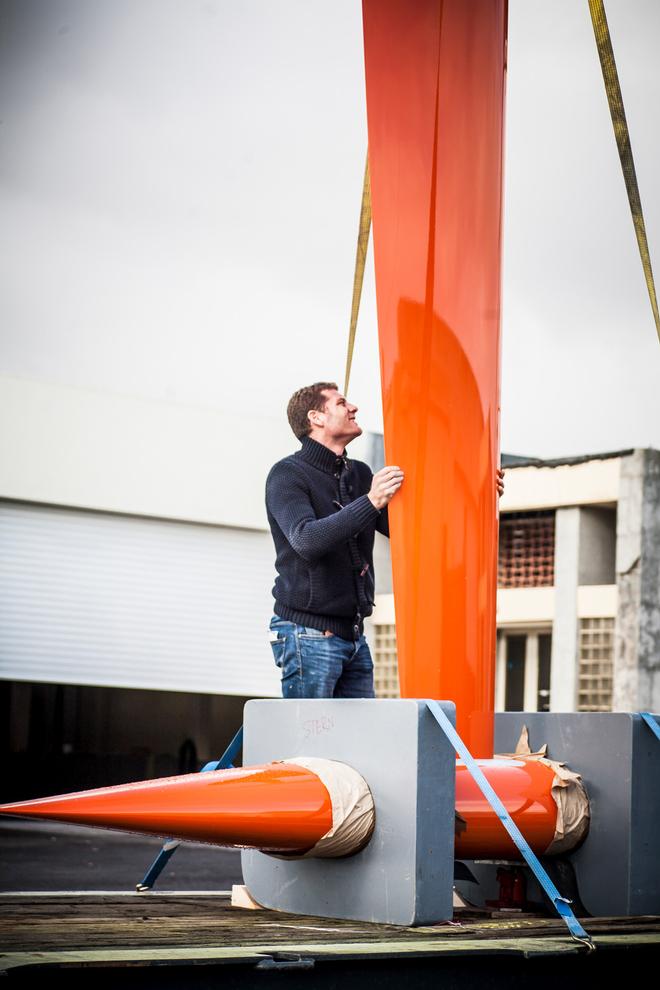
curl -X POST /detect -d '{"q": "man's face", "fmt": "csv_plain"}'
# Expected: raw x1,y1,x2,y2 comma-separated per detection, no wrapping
311,389,362,444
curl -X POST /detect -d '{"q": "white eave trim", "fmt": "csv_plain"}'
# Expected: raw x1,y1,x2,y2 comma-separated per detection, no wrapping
499,458,621,512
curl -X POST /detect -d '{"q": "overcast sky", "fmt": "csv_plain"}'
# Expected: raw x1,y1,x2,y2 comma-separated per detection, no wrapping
1,0,659,458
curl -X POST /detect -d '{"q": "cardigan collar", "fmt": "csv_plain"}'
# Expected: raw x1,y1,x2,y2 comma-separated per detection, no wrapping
298,436,348,474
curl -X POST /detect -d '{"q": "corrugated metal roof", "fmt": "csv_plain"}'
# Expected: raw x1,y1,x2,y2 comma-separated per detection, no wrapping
501,449,636,470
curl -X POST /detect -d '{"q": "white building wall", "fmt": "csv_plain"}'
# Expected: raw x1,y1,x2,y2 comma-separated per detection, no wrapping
0,500,281,697
0,374,295,530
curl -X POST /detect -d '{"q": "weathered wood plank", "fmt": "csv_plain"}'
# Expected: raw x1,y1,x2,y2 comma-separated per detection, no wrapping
1,894,659,959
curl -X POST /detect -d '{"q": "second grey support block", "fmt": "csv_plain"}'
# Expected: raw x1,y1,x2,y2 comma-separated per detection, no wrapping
241,698,456,926
455,712,660,918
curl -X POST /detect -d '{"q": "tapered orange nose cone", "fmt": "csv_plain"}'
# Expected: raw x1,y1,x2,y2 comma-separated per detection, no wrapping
0,763,333,854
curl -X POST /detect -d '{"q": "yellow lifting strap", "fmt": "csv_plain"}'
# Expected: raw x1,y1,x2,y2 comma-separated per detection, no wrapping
588,0,660,345
344,153,372,395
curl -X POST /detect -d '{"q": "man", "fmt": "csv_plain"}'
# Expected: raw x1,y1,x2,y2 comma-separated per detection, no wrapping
265,382,403,698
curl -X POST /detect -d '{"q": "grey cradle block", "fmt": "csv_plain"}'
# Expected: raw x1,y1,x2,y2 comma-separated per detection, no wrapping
241,698,456,926
456,711,660,918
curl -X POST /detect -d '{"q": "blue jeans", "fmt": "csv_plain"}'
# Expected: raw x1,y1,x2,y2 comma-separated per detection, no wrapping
269,615,375,698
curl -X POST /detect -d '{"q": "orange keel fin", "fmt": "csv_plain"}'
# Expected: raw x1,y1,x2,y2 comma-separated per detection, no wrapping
363,0,507,756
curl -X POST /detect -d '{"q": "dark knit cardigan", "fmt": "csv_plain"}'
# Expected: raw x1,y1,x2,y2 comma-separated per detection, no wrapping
265,436,389,639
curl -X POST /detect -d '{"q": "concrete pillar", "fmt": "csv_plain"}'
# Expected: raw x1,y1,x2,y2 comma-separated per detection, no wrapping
495,632,506,711
614,449,660,711
578,507,616,585
550,507,580,711
523,633,539,712
639,450,660,710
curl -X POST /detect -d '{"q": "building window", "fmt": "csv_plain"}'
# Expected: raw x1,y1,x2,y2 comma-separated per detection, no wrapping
498,511,555,588
375,623,554,711
578,617,614,712
537,633,552,712
504,635,526,711
373,623,400,698
497,630,552,712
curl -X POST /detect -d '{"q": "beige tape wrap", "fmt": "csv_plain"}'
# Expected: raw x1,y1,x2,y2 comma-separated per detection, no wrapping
283,757,375,858
499,726,590,856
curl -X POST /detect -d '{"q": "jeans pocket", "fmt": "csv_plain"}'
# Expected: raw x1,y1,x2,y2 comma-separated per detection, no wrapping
271,631,301,685
270,636,287,669
300,625,326,638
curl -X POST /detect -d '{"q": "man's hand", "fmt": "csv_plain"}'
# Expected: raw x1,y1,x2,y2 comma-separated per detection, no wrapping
368,465,404,510
497,468,505,498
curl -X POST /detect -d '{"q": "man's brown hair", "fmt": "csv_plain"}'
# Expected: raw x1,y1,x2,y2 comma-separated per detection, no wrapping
287,382,338,440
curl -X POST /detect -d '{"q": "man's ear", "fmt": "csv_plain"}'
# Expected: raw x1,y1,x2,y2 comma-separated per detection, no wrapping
308,408,324,429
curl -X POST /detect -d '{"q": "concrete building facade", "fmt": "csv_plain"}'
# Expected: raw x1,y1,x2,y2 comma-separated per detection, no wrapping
371,448,660,716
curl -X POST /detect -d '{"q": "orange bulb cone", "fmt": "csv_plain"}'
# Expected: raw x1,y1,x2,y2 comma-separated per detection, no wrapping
0,757,582,861
455,759,559,860
0,762,333,855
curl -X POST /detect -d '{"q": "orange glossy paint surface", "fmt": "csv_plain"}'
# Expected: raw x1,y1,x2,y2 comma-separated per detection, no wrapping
0,763,333,854
363,1,507,756
455,759,558,859
0,758,561,862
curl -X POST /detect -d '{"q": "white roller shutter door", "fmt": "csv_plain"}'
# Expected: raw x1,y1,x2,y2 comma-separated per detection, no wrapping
0,501,280,697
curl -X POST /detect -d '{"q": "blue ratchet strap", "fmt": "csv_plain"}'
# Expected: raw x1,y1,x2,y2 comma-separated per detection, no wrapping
202,726,244,772
136,726,244,892
640,712,660,742
425,701,594,951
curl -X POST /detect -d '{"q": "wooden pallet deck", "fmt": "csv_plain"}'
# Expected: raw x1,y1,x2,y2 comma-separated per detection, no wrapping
1,894,659,984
